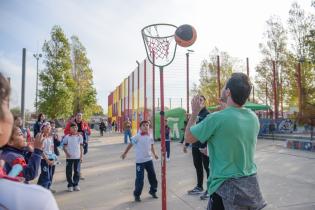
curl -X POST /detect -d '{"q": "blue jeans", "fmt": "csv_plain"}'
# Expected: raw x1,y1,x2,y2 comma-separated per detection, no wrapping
166,140,170,158
37,159,55,189
66,159,81,187
134,160,158,197
124,129,131,144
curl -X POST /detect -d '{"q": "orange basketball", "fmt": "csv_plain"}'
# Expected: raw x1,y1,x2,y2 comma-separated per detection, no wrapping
175,24,197,47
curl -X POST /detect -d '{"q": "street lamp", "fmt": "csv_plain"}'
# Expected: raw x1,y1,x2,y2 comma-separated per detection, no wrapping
186,49,194,113
33,53,42,114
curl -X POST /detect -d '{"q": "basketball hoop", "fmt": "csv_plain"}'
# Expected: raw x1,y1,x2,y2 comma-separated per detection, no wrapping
142,23,178,68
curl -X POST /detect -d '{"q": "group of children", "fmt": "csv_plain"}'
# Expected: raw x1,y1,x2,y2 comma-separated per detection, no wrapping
0,116,85,193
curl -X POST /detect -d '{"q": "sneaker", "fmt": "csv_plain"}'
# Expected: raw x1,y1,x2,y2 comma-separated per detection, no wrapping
74,186,81,191
149,191,158,199
166,157,170,161
134,196,141,202
187,186,203,195
68,187,73,192
200,191,210,200
50,189,56,194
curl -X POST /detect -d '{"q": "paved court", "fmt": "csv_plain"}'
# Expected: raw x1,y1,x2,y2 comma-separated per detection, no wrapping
51,133,315,210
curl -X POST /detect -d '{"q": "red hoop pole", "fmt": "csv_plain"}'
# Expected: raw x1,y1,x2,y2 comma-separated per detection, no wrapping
159,66,167,210
152,53,156,140
144,59,147,120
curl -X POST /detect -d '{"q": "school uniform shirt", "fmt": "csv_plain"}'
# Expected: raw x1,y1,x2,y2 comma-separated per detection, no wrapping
131,133,154,163
0,177,59,210
62,134,83,159
42,136,55,160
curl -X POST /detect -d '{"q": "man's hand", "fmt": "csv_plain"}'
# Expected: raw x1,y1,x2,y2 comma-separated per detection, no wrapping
34,133,44,150
154,154,159,160
80,157,83,163
191,96,203,116
121,153,126,160
199,147,208,156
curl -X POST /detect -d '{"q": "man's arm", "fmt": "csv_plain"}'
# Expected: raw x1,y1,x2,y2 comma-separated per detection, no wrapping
184,114,198,144
184,96,204,144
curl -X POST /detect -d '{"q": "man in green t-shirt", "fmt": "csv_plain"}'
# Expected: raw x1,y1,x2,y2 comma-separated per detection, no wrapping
185,73,266,210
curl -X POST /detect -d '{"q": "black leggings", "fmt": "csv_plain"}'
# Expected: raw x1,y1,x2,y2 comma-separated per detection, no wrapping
192,147,209,189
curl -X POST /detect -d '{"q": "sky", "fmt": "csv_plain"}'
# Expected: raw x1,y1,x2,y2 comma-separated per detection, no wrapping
0,0,313,113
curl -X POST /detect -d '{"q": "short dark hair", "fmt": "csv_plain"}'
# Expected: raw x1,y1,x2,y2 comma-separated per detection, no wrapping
70,122,78,127
140,120,149,127
225,73,252,106
0,73,10,120
200,95,206,101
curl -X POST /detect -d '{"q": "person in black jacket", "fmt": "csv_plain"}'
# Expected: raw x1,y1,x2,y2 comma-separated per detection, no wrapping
184,95,210,200
33,113,45,138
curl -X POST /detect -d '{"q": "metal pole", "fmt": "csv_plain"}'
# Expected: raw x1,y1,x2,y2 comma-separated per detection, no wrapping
252,85,255,102
217,56,221,99
159,66,167,210
181,98,183,108
280,77,283,118
21,48,26,128
186,53,190,113
144,60,147,120
169,98,171,110
152,54,156,140
137,61,140,129
247,58,250,101
297,63,302,120
272,60,278,120
246,57,249,77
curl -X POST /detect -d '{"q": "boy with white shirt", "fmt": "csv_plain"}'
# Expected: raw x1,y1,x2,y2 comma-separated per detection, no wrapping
121,120,159,202
63,122,83,192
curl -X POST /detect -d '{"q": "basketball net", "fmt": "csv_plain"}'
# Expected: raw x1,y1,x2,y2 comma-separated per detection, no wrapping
142,23,178,68
141,23,178,210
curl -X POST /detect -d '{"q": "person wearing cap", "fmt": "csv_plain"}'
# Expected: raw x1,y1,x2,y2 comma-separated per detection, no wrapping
37,122,57,191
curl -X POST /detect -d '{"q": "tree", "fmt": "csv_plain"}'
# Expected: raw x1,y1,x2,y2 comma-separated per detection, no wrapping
38,25,75,119
287,2,315,120
194,48,242,105
70,36,99,119
255,15,289,117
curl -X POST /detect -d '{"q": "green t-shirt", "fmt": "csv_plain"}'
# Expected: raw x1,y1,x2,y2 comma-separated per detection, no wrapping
190,106,259,195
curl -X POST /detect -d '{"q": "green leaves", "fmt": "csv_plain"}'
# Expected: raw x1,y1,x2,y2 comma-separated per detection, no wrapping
38,26,100,120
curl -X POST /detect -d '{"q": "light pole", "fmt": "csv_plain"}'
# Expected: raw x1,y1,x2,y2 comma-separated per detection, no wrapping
33,53,42,114
186,49,194,114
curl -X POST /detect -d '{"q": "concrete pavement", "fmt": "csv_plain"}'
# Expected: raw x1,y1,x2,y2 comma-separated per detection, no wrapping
52,133,315,210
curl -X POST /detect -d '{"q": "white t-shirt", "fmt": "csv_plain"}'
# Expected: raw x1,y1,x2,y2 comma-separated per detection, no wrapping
63,134,83,159
42,136,54,159
0,178,59,210
131,134,154,163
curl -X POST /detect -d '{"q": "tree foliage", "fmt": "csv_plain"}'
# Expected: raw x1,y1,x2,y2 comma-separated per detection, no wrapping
70,36,98,119
193,48,243,105
39,25,75,119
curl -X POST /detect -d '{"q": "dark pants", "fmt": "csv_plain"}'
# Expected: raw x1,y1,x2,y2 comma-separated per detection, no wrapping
192,147,209,189
83,141,88,155
166,140,170,158
100,129,105,136
207,193,225,210
37,159,55,189
124,129,131,144
66,159,81,187
134,160,158,197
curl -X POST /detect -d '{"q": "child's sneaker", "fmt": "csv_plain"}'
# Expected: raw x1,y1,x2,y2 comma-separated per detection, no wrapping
68,187,73,192
134,196,141,202
74,186,81,191
149,191,158,199
200,191,210,200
